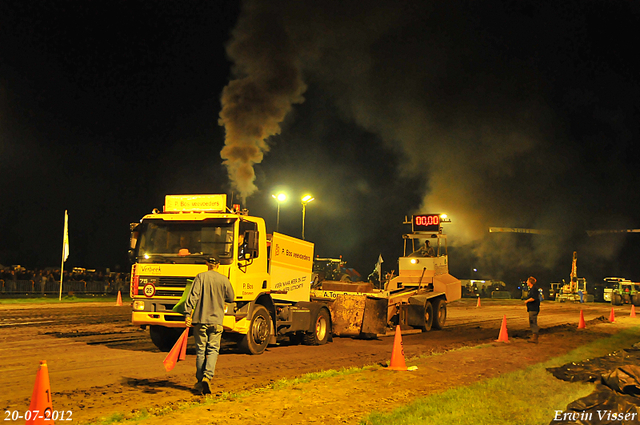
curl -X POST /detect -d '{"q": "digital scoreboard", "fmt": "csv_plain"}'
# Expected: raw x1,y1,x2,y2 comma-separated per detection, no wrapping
412,214,441,233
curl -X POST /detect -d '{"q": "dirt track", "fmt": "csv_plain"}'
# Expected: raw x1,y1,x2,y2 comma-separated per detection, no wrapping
0,299,634,424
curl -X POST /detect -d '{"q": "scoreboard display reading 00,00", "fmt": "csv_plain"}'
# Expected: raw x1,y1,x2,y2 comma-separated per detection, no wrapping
412,214,441,233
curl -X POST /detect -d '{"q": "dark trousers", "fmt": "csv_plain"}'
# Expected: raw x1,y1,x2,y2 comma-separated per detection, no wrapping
528,310,540,334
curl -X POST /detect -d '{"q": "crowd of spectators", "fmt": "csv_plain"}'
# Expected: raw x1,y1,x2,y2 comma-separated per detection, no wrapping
0,266,129,295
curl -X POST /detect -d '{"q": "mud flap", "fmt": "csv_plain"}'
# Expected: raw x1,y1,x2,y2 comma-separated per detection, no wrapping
402,304,428,329
330,294,388,337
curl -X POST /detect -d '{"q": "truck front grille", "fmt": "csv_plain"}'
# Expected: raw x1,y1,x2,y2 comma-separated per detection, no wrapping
136,276,191,298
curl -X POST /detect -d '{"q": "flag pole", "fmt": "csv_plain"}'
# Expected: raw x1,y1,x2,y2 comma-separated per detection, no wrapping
59,210,69,301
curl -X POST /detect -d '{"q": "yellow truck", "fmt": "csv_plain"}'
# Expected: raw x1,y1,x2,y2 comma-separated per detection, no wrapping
129,194,331,354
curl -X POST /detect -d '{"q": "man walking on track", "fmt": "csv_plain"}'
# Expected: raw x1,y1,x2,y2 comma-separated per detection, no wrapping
524,276,540,343
184,257,235,394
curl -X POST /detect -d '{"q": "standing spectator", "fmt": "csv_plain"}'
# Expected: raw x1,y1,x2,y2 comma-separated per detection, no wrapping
184,257,235,395
34,270,44,295
42,271,51,294
524,276,541,343
9,270,17,293
115,273,124,294
577,289,584,303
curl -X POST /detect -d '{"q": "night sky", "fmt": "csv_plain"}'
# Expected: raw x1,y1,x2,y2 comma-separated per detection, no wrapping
1,1,639,287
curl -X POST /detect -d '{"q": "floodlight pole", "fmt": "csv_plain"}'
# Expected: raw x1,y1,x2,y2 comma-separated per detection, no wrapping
301,195,314,240
276,203,281,233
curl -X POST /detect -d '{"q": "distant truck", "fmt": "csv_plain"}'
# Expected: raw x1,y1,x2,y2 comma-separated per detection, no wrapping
312,257,361,284
609,279,640,306
310,213,461,336
128,194,331,354
602,277,625,303
549,282,563,301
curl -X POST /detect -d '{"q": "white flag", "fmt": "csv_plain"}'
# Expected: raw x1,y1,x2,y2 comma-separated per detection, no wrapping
375,254,383,278
62,210,69,262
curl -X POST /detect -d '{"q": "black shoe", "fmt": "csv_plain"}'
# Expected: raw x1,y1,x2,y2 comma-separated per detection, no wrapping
193,381,204,395
202,377,212,394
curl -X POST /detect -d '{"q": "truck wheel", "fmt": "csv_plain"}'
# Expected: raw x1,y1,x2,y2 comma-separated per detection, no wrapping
421,301,433,332
149,325,182,352
239,305,271,355
632,295,640,306
612,293,622,306
432,298,447,330
303,308,331,345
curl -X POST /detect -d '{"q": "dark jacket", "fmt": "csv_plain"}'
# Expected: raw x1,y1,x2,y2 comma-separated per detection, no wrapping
527,285,540,312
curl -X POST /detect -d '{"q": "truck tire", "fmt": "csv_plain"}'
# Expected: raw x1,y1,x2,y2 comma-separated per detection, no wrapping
239,305,272,355
612,293,622,306
421,301,433,332
303,308,331,345
149,325,182,352
632,295,640,307
432,298,447,330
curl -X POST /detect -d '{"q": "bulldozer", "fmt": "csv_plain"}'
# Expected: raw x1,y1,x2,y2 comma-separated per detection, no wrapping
310,213,461,337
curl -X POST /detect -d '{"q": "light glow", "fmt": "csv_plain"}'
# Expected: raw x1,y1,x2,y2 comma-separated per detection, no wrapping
272,193,287,202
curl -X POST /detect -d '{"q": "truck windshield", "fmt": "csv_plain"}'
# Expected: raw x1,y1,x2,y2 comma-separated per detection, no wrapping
136,218,235,263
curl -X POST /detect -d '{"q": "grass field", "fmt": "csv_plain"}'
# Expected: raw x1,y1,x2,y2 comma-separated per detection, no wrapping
362,326,640,425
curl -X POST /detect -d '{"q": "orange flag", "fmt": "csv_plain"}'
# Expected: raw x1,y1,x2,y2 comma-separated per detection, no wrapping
163,328,189,371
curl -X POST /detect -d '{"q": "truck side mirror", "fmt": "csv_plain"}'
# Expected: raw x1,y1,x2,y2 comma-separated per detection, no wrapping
129,223,140,249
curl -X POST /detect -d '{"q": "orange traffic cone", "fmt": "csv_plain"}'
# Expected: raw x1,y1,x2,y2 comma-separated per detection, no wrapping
631,305,636,318
476,296,481,307
116,291,123,306
609,307,615,323
26,361,54,425
578,310,586,329
387,325,408,371
495,314,509,343
163,328,189,371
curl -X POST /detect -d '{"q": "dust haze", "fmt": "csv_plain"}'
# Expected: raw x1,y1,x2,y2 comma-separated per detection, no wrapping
220,0,640,279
